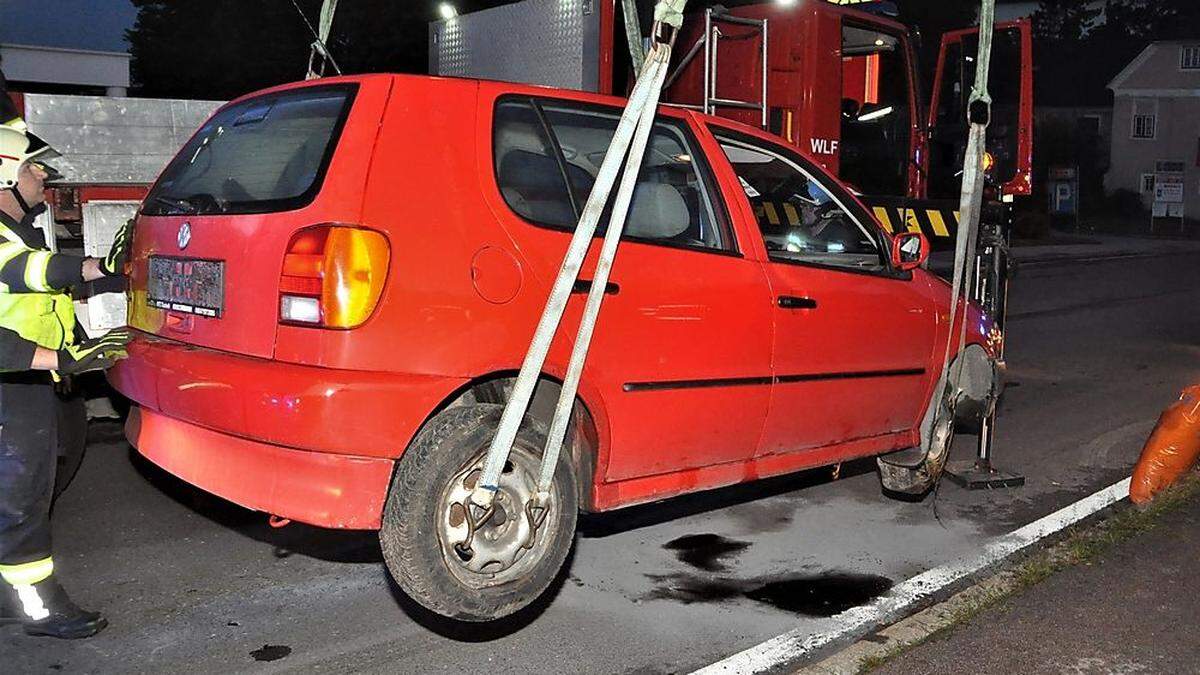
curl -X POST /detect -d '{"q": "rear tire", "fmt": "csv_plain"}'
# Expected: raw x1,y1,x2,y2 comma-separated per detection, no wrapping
380,404,578,622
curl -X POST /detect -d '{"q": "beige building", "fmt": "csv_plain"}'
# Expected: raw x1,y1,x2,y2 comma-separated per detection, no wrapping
1106,41,1200,218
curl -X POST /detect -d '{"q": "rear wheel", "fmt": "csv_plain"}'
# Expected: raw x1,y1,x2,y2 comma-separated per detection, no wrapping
380,404,578,621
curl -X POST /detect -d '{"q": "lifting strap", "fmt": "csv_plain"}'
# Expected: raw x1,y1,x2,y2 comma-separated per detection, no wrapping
927,0,996,448
295,0,342,79
622,0,647,74
469,2,688,511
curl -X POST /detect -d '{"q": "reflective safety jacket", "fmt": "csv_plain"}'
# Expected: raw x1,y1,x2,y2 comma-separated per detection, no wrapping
0,325,36,369
0,210,82,351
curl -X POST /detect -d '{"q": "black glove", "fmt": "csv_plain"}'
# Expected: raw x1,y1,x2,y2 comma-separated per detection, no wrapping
57,328,132,375
101,218,134,276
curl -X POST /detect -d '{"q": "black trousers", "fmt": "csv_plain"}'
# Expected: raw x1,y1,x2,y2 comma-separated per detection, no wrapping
0,372,60,567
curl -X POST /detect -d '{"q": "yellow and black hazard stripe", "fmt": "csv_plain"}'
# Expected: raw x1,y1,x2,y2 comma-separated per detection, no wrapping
752,201,807,228
860,198,962,242
754,197,962,242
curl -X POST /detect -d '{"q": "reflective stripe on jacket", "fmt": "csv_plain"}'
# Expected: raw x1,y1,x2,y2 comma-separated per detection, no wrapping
0,219,76,351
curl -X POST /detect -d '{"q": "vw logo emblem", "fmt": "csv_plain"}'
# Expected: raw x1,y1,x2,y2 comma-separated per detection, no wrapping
178,222,192,250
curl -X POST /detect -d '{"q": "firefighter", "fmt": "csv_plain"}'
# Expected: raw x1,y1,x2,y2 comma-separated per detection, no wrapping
0,123,132,639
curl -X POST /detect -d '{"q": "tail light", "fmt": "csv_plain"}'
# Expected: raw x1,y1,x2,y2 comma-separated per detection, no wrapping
279,225,390,329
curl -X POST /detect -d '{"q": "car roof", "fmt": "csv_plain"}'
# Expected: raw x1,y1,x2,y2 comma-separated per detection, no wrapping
233,73,787,148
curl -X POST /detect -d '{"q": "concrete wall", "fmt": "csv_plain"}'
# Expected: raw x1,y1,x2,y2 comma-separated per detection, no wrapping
1106,95,1200,217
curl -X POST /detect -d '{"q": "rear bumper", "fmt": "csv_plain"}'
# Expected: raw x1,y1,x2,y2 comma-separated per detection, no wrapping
127,407,392,529
109,333,468,459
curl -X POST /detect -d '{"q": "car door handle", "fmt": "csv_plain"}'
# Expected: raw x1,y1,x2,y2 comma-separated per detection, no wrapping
777,295,818,310
572,279,620,295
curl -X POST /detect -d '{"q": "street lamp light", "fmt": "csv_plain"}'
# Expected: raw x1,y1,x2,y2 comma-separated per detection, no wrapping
439,3,458,20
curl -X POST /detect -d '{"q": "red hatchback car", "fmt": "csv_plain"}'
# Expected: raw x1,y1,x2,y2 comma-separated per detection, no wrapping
111,74,999,621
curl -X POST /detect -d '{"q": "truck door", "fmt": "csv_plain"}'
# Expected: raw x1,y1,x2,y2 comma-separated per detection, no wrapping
925,19,1034,199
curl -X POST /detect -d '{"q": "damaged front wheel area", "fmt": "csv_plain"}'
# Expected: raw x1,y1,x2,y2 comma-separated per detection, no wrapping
877,345,999,496
379,404,578,622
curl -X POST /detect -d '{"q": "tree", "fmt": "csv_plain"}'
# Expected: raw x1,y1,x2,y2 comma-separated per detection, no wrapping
128,0,505,99
897,0,979,89
128,1,314,99
1090,0,1200,42
1032,0,1103,41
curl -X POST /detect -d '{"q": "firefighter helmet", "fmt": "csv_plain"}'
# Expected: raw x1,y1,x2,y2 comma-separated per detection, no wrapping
0,124,62,189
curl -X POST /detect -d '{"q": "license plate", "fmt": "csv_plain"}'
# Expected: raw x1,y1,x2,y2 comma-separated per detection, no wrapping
147,256,225,318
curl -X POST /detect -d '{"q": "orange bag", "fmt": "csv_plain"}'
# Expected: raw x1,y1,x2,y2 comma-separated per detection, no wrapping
1130,386,1200,504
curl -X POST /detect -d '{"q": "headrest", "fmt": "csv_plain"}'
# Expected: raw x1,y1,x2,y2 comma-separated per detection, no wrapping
626,182,690,239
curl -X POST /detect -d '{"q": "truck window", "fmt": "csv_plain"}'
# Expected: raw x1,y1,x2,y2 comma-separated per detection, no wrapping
839,25,912,197
716,133,884,272
928,28,1024,199
143,85,355,216
493,97,734,253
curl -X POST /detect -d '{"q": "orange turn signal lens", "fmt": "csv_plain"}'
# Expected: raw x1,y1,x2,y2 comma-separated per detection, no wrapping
982,151,996,174
321,228,390,329
280,225,390,329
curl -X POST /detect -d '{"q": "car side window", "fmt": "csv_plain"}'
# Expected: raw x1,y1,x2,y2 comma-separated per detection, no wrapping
494,98,734,253
715,134,884,271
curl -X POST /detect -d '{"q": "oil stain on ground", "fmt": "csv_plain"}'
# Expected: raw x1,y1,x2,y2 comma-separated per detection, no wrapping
743,575,893,616
250,645,292,662
645,572,892,617
663,534,751,572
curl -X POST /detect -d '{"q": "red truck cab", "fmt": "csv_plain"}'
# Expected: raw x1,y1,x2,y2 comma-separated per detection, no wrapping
658,3,1033,201
111,74,999,621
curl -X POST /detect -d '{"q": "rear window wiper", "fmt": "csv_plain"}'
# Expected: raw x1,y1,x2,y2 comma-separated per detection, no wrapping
149,193,227,215
150,195,196,214
183,192,228,214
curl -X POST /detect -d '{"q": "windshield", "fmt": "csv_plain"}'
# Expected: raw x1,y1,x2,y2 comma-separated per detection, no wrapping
142,84,355,216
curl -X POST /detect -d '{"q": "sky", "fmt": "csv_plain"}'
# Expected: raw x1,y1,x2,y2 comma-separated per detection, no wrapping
0,0,138,53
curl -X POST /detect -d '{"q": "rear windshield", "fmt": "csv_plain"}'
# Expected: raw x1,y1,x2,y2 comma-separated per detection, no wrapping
143,84,356,216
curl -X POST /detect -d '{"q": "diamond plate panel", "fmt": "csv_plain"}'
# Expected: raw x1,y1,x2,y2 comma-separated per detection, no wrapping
80,200,140,334
430,0,600,92
23,94,224,185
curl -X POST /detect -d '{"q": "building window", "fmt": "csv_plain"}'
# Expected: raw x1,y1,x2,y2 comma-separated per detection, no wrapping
1140,173,1156,194
1132,114,1156,140
1182,45,1200,70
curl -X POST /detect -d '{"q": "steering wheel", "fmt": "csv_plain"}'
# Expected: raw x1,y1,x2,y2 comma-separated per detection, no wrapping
818,205,843,221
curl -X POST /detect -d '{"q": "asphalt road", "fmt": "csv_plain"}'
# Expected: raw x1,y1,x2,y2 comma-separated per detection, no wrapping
6,249,1199,674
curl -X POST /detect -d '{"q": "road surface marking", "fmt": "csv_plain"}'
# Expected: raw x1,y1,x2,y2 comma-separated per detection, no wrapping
692,477,1132,675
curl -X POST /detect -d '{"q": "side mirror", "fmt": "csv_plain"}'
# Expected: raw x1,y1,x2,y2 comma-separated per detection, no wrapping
890,232,929,271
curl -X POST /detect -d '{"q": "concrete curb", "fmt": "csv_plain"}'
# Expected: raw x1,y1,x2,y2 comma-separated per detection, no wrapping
796,474,1200,674
795,568,1023,675
692,479,1131,675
